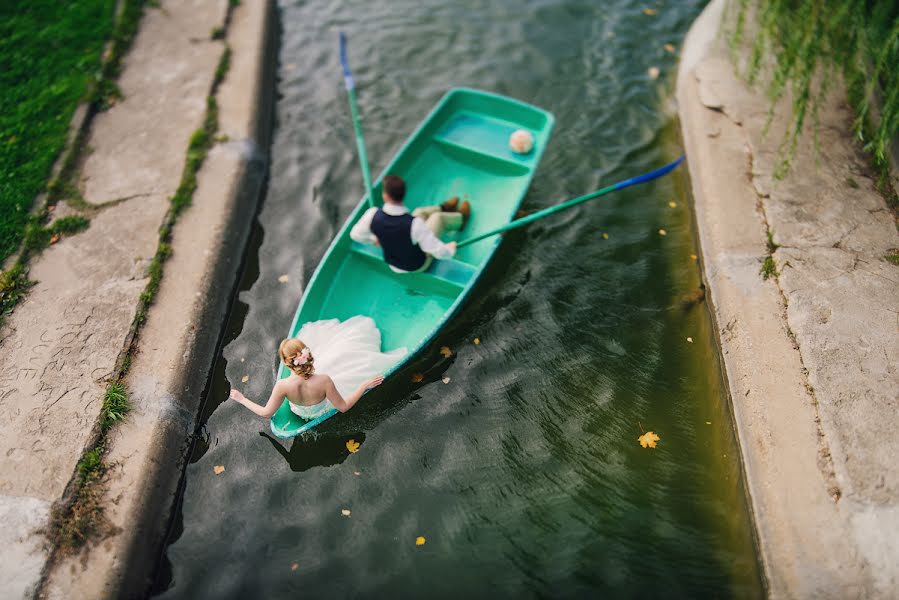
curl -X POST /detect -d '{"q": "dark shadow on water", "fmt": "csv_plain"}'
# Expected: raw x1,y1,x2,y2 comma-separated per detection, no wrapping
258,430,366,472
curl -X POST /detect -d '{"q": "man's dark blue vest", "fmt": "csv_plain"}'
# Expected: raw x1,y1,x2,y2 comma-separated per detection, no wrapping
370,208,428,272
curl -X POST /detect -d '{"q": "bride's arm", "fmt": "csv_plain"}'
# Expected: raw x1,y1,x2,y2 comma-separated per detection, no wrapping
230,382,286,418
325,375,384,412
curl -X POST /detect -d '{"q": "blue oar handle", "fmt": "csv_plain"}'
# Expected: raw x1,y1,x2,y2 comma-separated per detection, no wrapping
612,155,684,189
339,32,354,90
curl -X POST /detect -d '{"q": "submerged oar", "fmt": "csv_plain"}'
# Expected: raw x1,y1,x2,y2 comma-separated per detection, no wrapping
339,33,376,208
456,156,686,248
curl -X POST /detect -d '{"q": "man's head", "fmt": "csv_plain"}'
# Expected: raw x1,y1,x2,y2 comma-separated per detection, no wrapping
382,174,406,204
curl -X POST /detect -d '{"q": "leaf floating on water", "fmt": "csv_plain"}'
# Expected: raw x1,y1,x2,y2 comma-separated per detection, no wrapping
638,431,660,448
411,373,424,383
473,338,481,345
346,439,360,453
213,465,225,474
706,421,712,425
278,274,289,283
442,377,450,385
601,232,610,239
686,337,693,343
664,43,676,53
658,229,667,236
291,563,299,571
643,7,657,15
416,536,426,546
690,254,698,261
648,66,660,80
668,201,677,208
439,346,453,358
241,375,249,383
341,509,351,517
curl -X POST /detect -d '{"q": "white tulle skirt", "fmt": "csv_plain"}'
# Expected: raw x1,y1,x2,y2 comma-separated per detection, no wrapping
287,316,406,420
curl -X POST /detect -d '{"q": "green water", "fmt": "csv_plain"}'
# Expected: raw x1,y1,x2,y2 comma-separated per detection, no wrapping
152,0,763,597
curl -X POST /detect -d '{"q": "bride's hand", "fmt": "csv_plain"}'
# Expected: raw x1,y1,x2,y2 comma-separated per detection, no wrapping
362,375,384,390
229,388,245,402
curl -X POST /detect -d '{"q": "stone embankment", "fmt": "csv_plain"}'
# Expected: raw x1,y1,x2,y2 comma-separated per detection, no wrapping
0,1,275,598
677,0,898,598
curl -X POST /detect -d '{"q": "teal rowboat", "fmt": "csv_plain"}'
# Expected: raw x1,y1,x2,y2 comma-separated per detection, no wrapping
270,88,554,438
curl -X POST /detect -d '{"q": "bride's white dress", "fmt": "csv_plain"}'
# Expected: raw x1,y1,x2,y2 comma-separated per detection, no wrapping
288,315,406,420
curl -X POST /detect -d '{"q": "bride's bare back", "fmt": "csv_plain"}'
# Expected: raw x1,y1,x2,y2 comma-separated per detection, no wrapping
230,371,384,418
283,373,331,406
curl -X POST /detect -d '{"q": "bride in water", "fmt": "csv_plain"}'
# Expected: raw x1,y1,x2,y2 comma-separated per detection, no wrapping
230,315,406,420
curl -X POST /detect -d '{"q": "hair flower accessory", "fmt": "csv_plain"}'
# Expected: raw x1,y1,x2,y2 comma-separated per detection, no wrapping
292,347,311,366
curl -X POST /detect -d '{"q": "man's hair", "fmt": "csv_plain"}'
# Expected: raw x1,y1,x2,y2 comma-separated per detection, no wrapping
382,174,406,203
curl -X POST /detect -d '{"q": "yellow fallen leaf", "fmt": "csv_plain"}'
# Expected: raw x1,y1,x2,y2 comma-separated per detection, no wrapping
213,465,225,474
291,563,299,571
241,375,249,383
439,346,453,358
415,536,426,546
278,274,289,283
442,377,450,384
648,66,660,80
706,421,712,425
643,7,657,15
690,254,698,261
341,509,351,517
473,338,480,345
49,233,61,245
346,439,360,453
668,201,677,208
664,43,675,53
638,431,660,448
686,337,693,343
658,229,667,236
411,373,424,383
602,232,610,239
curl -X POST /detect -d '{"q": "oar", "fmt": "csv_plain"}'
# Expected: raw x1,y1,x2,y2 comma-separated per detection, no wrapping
456,156,685,248
339,32,376,208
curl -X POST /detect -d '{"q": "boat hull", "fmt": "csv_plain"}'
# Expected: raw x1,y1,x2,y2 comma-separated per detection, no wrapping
271,88,554,437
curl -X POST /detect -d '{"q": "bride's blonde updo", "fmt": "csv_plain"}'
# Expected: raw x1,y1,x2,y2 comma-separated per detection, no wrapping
279,338,315,379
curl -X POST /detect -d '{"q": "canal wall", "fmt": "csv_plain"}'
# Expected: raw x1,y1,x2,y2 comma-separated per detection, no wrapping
0,1,276,599
677,0,899,598
42,3,278,598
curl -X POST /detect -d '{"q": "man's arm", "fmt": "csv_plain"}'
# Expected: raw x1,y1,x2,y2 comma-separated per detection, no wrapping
350,207,379,246
411,218,456,259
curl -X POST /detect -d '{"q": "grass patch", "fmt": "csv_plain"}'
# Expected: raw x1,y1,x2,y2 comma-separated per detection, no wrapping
761,255,778,280
886,248,899,265
0,263,34,317
22,214,91,253
0,0,117,263
100,380,130,431
47,443,111,553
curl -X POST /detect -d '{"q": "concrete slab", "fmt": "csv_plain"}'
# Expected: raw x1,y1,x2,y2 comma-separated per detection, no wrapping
0,495,51,600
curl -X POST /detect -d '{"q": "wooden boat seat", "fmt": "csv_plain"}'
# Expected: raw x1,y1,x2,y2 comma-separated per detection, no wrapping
350,241,476,288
